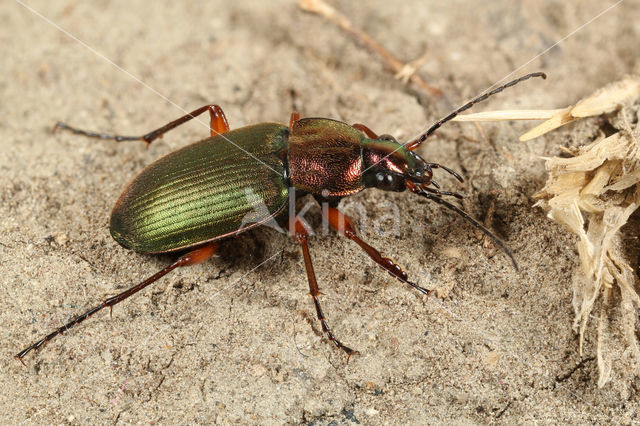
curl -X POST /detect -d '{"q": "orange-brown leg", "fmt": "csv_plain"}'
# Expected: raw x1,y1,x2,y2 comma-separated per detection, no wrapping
352,123,378,139
325,207,432,297
54,104,230,145
289,111,301,129
15,242,218,364
291,217,357,360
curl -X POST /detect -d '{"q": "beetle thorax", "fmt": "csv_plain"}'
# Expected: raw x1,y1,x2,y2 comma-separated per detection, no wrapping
288,118,366,198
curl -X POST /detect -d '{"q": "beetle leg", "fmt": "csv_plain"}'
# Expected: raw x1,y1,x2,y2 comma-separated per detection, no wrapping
352,123,378,139
15,242,218,364
325,207,432,297
54,104,230,145
291,217,358,360
289,112,301,129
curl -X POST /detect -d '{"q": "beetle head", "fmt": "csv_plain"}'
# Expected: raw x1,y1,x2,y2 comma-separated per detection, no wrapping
362,137,518,270
362,138,435,191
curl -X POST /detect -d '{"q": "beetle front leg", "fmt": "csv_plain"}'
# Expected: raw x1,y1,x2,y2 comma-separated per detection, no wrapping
351,123,378,139
325,207,432,298
15,242,218,364
55,104,230,146
291,217,358,360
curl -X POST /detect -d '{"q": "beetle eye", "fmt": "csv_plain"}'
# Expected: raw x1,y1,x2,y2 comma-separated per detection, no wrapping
375,172,404,191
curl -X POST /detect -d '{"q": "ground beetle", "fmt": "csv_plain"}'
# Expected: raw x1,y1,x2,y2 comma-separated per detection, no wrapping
16,72,545,363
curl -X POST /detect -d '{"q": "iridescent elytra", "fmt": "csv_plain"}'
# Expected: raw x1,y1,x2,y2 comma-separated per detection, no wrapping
16,72,546,363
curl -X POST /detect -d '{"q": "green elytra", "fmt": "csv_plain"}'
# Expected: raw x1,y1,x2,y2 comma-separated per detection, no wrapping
110,123,291,254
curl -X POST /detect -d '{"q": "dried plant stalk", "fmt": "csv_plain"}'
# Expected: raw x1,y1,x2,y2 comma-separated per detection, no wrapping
520,78,639,140
468,76,640,386
298,0,442,97
452,109,564,121
450,76,640,142
534,129,640,386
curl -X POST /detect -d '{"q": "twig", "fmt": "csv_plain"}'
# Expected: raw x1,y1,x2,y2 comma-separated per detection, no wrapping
298,0,442,98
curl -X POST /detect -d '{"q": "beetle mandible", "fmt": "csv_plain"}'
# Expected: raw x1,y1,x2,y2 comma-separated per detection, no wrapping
16,72,546,363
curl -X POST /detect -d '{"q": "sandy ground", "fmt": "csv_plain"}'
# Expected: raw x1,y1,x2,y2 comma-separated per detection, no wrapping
2,0,639,424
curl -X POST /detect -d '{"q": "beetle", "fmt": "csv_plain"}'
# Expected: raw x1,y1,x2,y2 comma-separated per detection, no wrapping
16,72,545,363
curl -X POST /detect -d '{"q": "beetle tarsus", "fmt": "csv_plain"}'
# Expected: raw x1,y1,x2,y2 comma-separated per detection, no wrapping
345,349,359,365
15,353,27,367
15,242,218,362
54,121,143,143
325,207,434,297
54,104,231,147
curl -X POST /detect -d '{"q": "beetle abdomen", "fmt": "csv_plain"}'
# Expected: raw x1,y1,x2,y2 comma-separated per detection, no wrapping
110,123,289,253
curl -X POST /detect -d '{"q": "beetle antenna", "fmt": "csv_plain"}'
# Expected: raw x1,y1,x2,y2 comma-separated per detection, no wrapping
406,72,546,151
407,182,518,270
428,163,464,183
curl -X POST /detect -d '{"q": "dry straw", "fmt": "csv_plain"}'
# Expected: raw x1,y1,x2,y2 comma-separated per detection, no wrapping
458,77,640,386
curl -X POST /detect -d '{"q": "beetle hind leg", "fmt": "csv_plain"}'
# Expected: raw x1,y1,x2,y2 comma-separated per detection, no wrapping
291,217,358,361
55,104,230,146
15,242,218,364
325,207,432,298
